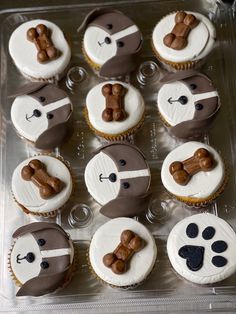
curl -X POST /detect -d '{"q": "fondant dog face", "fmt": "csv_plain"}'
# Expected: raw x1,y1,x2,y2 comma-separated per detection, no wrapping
158,71,220,138
11,222,73,296
84,142,151,218
79,8,142,77
11,83,72,149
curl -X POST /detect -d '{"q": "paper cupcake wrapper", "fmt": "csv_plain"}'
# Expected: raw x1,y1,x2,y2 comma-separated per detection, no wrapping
12,153,75,218
83,107,146,141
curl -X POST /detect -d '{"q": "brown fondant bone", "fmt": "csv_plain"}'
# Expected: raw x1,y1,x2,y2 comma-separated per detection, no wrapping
102,83,127,122
21,159,63,199
163,11,199,50
103,230,144,274
27,24,59,63
169,148,216,186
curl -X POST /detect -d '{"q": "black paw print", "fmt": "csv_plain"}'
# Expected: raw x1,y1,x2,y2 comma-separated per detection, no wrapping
178,223,228,272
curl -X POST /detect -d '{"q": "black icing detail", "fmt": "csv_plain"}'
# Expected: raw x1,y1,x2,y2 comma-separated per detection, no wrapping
40,261,49,269
211,241,228,253
106,24,113,30
16,252,35,264
39,96,46,102
123,182,130,189
168,96,188,105
37,239,46,246
178,245,204,271
105,37,111,44
195,103,203,111
99,173,117,183
117,41,124,47
202,226,215,240
212,256,227,267
33,109,41,117
47,113,54,120
190,84,197,90
186,223,199,238
119,159,126,166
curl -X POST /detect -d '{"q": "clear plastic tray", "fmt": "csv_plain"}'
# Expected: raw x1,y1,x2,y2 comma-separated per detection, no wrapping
1,0,236,312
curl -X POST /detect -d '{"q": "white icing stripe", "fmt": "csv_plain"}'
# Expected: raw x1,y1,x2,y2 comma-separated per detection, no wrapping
41,248,72,258
111,25,139,41
193,91,218,102
43,97,70,113
118,169,149,180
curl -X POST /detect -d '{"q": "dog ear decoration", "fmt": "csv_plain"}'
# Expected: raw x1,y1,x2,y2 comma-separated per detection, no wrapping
77,7,143,78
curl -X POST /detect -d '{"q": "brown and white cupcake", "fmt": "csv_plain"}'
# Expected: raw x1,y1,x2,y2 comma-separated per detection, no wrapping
11,155,73,217
152,11,216,70
9,19,71,82
84,81,145,141
8,222,75,296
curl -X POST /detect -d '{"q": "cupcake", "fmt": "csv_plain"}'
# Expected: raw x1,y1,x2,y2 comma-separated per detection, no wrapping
9,222,75,296
11,155,73,217
161,141,227,206
84,142,151,218
11,82,73,150
9,19,71,82
84,81,145,140
89,217,157,287
152,11,216,70
157,71,220,139
77,8,143,78
167,213,236,284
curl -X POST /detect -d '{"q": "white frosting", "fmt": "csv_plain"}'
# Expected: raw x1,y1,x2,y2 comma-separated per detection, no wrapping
152,12,216,63
89,217,157,286
161,141,224,200
84,151,150,205
157,81,218,126
11,233,74,284
86,81,144,135
9,19,71,79
12,155,72,213
167,213,236,284
11,95,71,142
84,25,139,66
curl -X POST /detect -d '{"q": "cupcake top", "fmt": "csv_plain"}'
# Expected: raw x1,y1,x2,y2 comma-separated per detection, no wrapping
85,81,144,136
152,11,216,63
161,141,225,200
11,83,73,150
9,19,71,80
10,222,74,296
84,142,151,218
78,8,143,77
167,213,236,284
89,217,157,287
12,155,73,214
157,71,220,138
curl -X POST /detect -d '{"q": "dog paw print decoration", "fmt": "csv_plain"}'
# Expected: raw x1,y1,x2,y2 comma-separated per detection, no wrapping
167,213,236,284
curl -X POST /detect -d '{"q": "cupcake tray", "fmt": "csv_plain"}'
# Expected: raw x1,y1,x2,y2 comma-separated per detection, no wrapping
1,0,236,312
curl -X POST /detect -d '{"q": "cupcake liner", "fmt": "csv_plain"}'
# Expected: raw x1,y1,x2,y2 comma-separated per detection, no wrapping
168,162,229,207
8,243,78,295
83,107,146,141
151,39,199,71
12,153,74,218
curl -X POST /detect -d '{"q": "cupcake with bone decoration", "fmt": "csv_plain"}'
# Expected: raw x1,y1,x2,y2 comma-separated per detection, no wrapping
157,71,220,139
77,8,143,78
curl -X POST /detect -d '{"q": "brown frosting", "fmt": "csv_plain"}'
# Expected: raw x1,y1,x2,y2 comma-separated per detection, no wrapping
169,148,216,185
103,230,144,274
102,83,127,122
163,11,199,50
77,8,142,78
27,24,59,63
21,159,63,199
12,222,72,297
